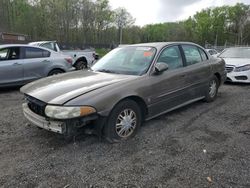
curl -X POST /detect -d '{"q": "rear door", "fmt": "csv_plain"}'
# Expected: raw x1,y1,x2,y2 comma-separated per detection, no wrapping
180,44,212,98
21,47,51,83
148,45,192,117
0,47,23,86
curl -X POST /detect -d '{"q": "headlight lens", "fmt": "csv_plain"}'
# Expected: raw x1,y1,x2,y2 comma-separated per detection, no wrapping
235,64,250,72
45,105,96,119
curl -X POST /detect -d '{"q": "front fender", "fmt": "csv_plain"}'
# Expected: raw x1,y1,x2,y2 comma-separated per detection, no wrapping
74,55,94,66
64,77,148,117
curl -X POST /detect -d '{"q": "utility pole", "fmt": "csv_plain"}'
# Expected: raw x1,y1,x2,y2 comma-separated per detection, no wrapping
119,26,123,44
117,8,125,45
215,33,218,48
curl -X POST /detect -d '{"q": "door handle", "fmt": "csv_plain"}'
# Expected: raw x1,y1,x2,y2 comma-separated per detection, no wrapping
42,60,50,63
13,62,22,66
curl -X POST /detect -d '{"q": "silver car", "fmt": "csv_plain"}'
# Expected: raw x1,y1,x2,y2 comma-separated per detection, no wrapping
0,44,75,87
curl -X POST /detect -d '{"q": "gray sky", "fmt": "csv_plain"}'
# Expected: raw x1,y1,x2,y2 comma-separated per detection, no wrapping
109,0,250,26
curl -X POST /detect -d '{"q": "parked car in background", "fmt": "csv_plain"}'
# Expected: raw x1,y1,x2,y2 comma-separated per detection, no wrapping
206,48,220,57
29,41,98,70
21,42,226,142
0,44,74,87
219,47,250,83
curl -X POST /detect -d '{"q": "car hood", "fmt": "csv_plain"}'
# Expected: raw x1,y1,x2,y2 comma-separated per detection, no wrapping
21,71,136,105
223,58,250,67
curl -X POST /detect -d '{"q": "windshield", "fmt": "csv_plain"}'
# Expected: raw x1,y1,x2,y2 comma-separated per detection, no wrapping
219,48,250,58
91,46,156,75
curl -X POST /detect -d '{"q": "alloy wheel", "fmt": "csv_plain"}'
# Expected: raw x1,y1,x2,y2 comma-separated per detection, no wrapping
209,80,217,98
115,109,137,138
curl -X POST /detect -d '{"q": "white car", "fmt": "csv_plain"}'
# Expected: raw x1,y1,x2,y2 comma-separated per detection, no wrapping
219,47,250,83
206,49,220,57
29,41,97,70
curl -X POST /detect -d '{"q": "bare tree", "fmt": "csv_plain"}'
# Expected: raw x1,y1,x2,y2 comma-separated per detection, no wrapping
114,7,135,44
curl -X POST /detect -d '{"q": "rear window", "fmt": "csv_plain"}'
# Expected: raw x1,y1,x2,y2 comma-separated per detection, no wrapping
41,43,55,51
24,47,50,59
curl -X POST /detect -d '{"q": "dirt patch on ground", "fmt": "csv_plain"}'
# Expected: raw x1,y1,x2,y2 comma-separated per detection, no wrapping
0,84,250,187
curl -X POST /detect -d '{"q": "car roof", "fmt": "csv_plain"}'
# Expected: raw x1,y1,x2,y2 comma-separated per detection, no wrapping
0,44,32,48
0,44,55,52
29,41,56,45
123,42,204,50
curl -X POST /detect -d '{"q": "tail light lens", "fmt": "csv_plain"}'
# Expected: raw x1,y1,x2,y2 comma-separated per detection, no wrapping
93,53,99,60
65,57,73,64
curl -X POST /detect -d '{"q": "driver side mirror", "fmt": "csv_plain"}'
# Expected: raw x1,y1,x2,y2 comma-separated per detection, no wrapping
154,62,169,74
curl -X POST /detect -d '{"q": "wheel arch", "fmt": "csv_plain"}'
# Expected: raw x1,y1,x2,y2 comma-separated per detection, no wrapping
75,56,88,64
109,95,148,120
214,72,221,85
48,68,65,76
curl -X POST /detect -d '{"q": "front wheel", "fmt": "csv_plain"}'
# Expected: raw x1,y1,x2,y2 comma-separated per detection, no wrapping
104,100,142,143
75,61,87,70
204,76,219,102
48,69,64,76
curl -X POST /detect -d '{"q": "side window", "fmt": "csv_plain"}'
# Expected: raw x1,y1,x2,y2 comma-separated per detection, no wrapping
0,48,8,61
199,48,208,61
182,45,202,66
0,47,20,61
24,47,50,59
157,46,183,70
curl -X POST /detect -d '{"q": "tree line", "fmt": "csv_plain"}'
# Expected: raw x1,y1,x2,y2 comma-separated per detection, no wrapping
0,0,249,48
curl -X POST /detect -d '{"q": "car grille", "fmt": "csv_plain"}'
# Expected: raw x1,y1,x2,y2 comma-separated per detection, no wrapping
26,95,46,117
225,66,234,73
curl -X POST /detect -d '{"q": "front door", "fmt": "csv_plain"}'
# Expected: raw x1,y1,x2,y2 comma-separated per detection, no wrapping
148,45,191,118
0,47,23,86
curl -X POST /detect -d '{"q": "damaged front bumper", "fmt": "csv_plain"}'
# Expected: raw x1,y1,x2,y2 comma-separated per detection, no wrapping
23,103,99,135
23,103,64,134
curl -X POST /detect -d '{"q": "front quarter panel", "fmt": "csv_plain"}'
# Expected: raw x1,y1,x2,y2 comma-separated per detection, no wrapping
65,75,151,117
210,57,226,83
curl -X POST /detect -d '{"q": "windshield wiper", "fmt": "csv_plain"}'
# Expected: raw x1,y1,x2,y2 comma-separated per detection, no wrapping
97,69,118,74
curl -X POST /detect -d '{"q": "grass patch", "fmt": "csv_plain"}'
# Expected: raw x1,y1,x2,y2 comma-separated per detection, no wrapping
95,48,110,57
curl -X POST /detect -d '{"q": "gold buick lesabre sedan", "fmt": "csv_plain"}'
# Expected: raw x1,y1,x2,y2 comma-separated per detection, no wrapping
21,42,226,142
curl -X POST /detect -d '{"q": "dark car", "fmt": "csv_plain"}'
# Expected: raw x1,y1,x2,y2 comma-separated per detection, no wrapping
21,42,226,142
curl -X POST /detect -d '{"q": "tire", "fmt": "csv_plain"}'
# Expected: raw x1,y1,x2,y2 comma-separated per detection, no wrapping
204,75,219,102
48,69,64,76
104,100,142,143
75,60,87,70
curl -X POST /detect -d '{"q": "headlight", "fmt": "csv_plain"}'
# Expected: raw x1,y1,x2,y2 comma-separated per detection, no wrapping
45,105,96,119
235,64,250,72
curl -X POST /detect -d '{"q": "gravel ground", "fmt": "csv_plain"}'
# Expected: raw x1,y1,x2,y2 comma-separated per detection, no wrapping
0,83,250,188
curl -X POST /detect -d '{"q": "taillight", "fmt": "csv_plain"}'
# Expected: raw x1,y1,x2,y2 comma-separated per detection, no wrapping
65,57,73,64
93,53,99,60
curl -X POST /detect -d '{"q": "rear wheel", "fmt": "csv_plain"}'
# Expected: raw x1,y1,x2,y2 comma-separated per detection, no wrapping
204,75,219,102
48,69,64,76
104,100,142,143
75,60,87,70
